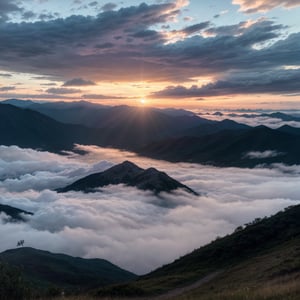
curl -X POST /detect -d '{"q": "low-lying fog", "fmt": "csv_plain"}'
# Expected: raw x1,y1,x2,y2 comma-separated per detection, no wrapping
1,145,299,274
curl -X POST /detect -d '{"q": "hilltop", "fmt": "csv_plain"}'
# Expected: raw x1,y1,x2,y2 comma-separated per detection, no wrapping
0,247,136,293
57,161,198,195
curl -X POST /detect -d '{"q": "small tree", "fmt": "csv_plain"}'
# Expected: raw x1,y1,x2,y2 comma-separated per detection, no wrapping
17,240,25,247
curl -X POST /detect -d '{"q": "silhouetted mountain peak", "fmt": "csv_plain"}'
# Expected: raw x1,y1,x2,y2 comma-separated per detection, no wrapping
57,161,198,195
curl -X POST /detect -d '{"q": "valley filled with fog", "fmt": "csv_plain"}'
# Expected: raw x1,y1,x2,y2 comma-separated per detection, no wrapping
1,144,299,274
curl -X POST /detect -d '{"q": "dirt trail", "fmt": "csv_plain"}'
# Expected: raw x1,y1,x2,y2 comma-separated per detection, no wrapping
148,271,223,300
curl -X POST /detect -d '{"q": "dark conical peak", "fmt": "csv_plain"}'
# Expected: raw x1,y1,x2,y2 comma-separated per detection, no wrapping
144,167,160,174
107,161,143,174
57,161,198,195
120,160,139,168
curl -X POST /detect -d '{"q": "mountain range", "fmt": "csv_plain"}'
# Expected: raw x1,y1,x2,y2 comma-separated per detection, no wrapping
2,99,300,167
0,103,103,153
139,125,300,167
57,161,198,195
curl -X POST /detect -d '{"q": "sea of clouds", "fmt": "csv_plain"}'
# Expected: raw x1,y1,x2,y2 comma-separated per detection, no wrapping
1,144,300,274
197,110,300,128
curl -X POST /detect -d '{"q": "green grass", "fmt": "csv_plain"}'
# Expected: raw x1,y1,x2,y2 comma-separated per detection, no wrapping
46,239,300,300
93,205,300,298
170,238,300,300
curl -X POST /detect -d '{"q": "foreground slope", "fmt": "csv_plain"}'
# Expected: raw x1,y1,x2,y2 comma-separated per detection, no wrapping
57,161,198,195
0,247,136,290
171,239,300,300
95,204,300,297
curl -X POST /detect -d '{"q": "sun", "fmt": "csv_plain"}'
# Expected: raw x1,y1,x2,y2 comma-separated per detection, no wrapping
139,98,146,105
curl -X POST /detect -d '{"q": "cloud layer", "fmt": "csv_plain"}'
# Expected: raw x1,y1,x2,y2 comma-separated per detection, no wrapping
1,145,299,274
0,1,299,101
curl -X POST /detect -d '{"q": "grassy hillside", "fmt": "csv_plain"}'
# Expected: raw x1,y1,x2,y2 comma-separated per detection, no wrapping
171,238,300,300
94,204,300,298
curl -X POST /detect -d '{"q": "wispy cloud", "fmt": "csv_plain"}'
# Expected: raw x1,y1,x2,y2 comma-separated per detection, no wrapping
233,0,300,13
245,150,284,159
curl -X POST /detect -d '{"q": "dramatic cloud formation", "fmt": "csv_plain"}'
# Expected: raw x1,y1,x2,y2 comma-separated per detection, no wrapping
0,3,298,88
233,0,300,13
153,69,300,98
0,1,299,104
1,145,299,274
0,0,300,105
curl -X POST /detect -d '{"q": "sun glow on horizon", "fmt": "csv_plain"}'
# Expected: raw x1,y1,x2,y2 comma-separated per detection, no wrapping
139,98,146,105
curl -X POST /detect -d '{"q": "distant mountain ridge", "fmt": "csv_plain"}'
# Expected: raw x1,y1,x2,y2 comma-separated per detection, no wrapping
0,204,33,222
0,247,136,291
139,125,300,167
57,161,198,195
0,103,104,153
3,100,300,167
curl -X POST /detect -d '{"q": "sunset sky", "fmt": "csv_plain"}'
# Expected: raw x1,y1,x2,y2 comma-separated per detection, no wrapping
0,0,300,109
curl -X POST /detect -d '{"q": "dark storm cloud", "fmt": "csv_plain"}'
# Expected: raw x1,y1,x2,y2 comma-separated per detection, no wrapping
63,78,96,86
0,0,22,21
100,2,117,11
204,21,250,36
0,2,299,94
22,10,36,20
153,69,300,98
0,2,186,81
181,21,211,35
